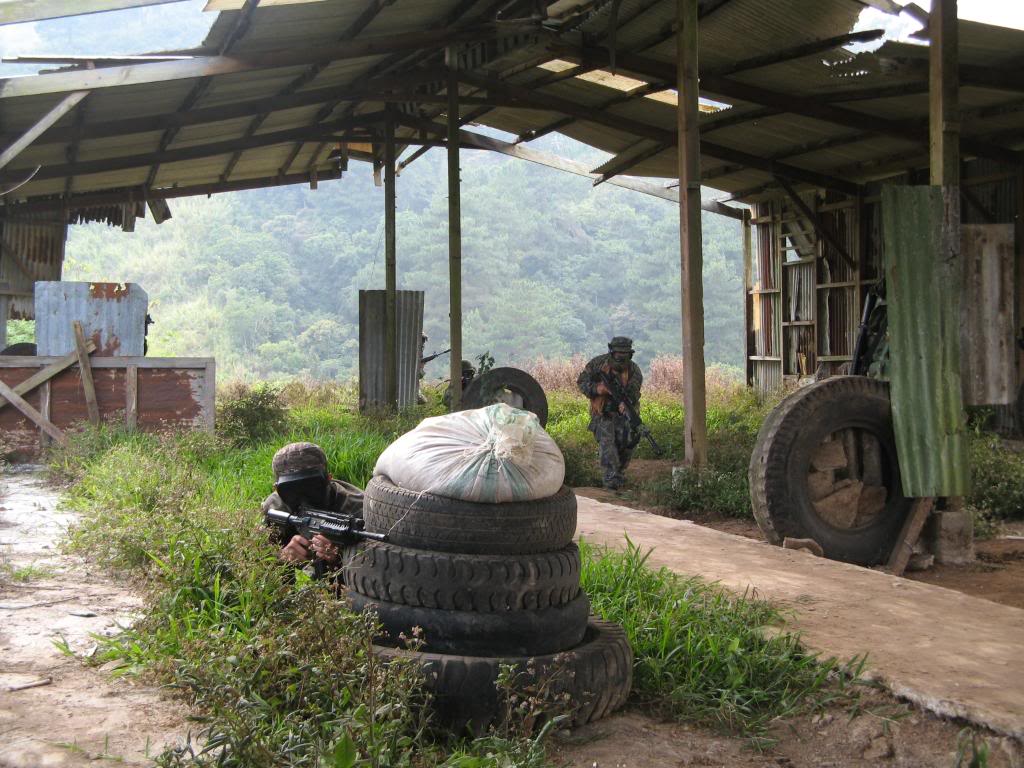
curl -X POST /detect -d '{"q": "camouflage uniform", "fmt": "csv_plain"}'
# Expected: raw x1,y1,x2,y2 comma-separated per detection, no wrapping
577,339,643,490
262,442,363,579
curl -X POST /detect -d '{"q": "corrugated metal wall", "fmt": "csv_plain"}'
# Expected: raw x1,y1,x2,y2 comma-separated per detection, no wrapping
358,289,424,410
0,215,66,321
882,185,969,497
35,282,149,356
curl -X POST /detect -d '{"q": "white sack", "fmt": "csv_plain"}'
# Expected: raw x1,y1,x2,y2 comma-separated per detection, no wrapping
373,403,565,503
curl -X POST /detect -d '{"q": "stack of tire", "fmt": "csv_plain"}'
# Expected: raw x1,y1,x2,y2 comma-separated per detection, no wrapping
343,475,632,733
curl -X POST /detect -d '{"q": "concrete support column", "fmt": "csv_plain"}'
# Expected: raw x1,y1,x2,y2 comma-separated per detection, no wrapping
677,0,707,467
446,47,463,410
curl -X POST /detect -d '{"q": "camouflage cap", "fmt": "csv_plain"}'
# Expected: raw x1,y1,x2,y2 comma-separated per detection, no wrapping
608,336,634,352
272,442,328,481
461,360,476,373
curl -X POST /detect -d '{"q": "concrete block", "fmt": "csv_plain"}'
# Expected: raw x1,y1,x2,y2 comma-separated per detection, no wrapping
923,509,975,565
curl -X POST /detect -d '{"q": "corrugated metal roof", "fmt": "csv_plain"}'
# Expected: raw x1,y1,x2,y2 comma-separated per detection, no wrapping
0,0,1020,222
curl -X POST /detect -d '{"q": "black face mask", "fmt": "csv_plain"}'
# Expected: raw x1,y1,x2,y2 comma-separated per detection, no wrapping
611,352,630,371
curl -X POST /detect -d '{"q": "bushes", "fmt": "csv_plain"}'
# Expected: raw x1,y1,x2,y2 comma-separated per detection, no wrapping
216,382,289,446
968,435,1024,521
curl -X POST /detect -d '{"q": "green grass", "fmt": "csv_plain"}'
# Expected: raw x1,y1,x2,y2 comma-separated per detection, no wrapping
1,562,55,583
580,539,856,738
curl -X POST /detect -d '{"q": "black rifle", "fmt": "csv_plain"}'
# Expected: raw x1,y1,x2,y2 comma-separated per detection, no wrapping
266,473,386,547
594,369,664,456
264,506,387,547
421,348,451,365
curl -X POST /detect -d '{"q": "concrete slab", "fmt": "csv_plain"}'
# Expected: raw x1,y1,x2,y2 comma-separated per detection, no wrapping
575,497,1024,740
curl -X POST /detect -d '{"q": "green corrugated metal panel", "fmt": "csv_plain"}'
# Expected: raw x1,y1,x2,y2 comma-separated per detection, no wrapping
882,185,970,497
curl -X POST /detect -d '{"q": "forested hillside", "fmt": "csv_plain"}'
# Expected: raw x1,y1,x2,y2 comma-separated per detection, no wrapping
65,141,745,381
6,2,746,382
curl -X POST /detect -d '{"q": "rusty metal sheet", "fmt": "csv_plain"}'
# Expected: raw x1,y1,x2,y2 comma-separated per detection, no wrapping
0,215,66,319
0,357,214,460
882,185,969,497
960,224,1016,406
35,281,149,356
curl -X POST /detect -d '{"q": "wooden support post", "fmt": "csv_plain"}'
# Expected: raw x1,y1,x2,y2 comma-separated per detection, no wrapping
930,0,959,187
446,47,463,410
126,364,138,431
0,294,7,348
888,497,935,576
0,379,67,446
677,0,707,468
742,210,753,387
39,380,51,450
384,110,398,410
72,320,100,426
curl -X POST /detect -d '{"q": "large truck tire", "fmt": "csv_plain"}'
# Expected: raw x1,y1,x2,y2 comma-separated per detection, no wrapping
0,342,36,355
348,589,590,656
461,367,549,427
363,476,576,555
372,618,632,734
749,376,912,566
343,540,581,611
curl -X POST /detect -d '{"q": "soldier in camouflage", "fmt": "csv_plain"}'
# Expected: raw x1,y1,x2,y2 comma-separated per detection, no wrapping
577,337,643,490
262,441,364,579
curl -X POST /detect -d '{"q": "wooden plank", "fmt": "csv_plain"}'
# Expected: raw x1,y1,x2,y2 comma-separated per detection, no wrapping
39,380,51,450
0,23,535,99
0,90,88,171
0,340,96,412
0,378,66,446
72,321,100,427
125,364,138,431
887,497,935,576
776,177,857,272
0,355,214,368
678,0,708,469
0,0,187,25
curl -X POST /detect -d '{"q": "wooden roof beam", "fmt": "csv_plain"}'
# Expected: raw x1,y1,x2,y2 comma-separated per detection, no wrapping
704,29,884,78
457,69,862,194
218,0,398,184
591,138,668,186
556,45,1023,166
2,169,344,215
0,90,89,171
0,21,535,99
0,113,389,184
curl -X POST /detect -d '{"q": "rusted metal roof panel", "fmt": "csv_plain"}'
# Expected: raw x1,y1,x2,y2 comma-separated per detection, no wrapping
35,281,149,356
881,185,970,497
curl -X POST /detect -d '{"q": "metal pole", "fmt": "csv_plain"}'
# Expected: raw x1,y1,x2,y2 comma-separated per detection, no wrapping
384,109,397,410
446,46,463,410
677,0,707,467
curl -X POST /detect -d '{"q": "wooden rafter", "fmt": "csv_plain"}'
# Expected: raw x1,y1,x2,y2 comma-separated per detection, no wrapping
557,45,1023,166
591,139,668,186
0,114,388,184
144,0,260,192
218,0,397,184
4,169,343,215
0,22,535,99
278,0,495,177
0,91,89,171
457,70,862,194
703,30,884,78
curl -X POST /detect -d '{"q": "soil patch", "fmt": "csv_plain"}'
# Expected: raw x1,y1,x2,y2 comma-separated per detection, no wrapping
0,467,188,767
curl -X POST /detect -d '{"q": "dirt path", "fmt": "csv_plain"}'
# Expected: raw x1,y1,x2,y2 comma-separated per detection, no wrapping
0,467,188,767
575,496,1024,742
